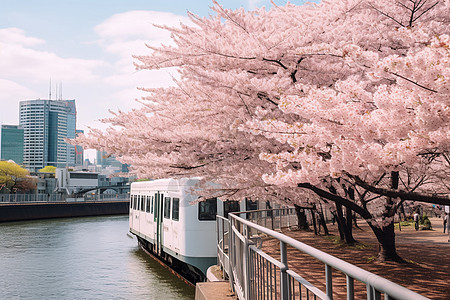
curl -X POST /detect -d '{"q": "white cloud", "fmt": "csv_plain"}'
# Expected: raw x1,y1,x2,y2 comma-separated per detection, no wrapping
91,10,190,113
248,0,264,10
94,10,191,67
0,27,44,46
0,79,37,124
94,10,189,45
0,27,107,83
0,10,191,132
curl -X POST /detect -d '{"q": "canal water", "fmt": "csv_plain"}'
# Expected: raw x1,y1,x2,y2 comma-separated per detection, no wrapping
0,215,195,299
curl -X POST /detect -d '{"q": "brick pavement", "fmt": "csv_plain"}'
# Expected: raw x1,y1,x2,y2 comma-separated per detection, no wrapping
259,217,449,299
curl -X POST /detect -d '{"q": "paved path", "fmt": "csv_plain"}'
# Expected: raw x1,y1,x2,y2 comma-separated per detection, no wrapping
199,216,449,299
357,217,450,245
260,216,450,299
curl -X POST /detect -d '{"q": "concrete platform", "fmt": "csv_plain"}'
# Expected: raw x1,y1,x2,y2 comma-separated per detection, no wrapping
194,281,236,300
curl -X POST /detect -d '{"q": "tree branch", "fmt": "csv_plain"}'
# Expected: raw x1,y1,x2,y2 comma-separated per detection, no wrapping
351,175,450,205
297,182,373,219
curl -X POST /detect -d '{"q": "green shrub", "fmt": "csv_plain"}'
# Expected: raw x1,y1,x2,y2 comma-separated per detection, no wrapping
419,214,428,225
421,216,432,230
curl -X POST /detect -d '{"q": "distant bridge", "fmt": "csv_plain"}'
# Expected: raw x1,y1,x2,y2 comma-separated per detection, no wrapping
73,184,130,196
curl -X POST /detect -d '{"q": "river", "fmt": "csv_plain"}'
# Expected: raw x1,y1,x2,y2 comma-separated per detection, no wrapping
0,215,195,299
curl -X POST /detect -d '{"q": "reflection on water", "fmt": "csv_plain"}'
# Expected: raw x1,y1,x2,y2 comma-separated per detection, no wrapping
0,215,195,299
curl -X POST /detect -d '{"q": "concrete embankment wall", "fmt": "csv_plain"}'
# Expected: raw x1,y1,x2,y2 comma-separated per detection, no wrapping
0,201,129,223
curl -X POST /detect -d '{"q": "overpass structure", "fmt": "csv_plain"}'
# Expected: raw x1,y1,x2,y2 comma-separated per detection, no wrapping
75,184,130,197
54,168,130,196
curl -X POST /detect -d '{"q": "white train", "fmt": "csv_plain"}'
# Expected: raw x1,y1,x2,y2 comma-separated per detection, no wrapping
129,178,259,282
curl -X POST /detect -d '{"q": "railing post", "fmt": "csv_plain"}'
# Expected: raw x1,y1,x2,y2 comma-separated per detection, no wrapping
279,212,282,230
326,264,333,299
243,223,250,299
346,275,354,300
228,216,235,294
271,211,274,230
280,241,289,299
367,284,374,300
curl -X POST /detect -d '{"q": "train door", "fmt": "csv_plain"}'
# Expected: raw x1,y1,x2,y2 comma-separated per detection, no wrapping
129,194,134,229
139,195,146,234
132,194,141,233
135,195,141,233
154,192,164,256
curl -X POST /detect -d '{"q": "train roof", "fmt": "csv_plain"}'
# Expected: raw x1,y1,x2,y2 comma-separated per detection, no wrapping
130,178,201,192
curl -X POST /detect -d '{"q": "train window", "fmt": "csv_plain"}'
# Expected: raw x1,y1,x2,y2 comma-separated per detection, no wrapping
266,201,272,217
246,198,258,211
130,195,133,209
224,200,240,218
164,197,171,219
133,196,137,210
154,194,158,221
198,198,217,221
151,196,154,214
172,198,179,221
141,196,145,212
245,198,258,218
146,196,151,213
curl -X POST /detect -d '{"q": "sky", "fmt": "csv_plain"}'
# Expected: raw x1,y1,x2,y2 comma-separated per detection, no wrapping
0,0,306,160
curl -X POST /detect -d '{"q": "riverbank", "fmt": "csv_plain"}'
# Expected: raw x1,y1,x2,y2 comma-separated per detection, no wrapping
0,200,129,222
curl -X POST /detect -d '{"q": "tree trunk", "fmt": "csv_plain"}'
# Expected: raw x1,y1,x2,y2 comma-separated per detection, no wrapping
329,185,356,244
311,208,318,235
318,205,329,235
335,203,356,244
353,212,361,230
369,171,403,262
296,179,404,261
294,204,310,230
346,207,353,236
333,211,345,240
369,221,404,262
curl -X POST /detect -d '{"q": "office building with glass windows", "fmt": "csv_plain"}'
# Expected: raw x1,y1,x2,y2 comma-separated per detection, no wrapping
0,124,24,164
19,99,77,170
75,129,84,167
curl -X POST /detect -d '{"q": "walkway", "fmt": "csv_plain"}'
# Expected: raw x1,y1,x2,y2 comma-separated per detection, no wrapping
199,217,448,299
259,217,449,299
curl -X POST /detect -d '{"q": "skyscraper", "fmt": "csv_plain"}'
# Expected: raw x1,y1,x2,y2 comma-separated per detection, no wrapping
75,129,84,167
0,124,24,164
19,99,77,170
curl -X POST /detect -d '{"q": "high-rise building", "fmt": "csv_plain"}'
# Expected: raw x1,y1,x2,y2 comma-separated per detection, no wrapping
96,150,129,173
75,129,84,167
0,124,24,164
19,99,77,170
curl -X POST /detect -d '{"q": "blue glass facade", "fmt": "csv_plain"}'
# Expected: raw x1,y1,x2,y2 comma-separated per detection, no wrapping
0,125,24,164
75,129,84,167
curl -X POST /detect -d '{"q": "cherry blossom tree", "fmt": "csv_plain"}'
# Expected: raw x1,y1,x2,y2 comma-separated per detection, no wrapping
76,0,450,261
249,33,450,260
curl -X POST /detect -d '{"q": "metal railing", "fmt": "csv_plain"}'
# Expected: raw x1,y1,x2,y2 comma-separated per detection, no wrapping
217,208,428,300
0,193,129,203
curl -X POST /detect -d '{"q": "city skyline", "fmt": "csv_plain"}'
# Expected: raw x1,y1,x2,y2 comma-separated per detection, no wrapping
0,0,302,134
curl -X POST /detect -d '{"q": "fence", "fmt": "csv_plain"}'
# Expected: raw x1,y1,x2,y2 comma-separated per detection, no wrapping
0,193,129,203
217,208,428,300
